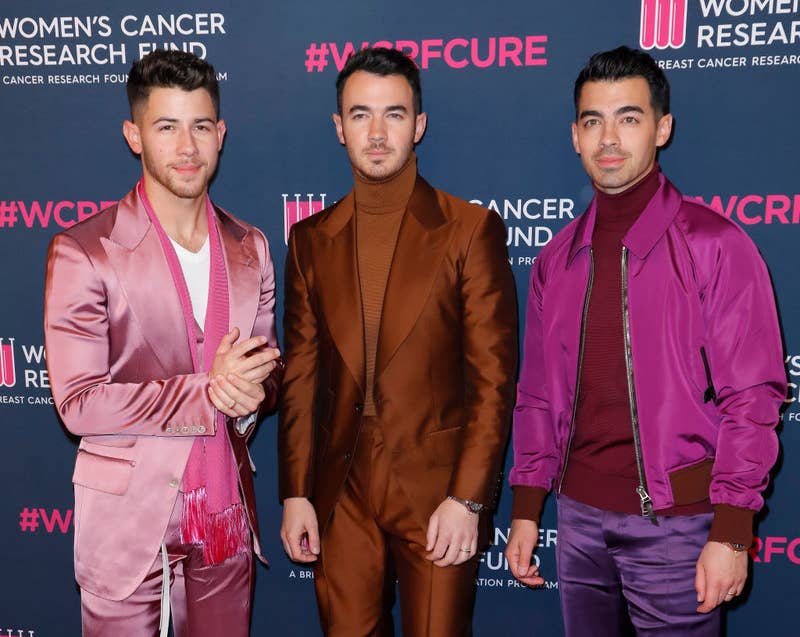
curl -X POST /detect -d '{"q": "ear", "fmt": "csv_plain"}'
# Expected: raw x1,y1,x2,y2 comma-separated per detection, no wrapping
413,112,427,144
332,113,345,145
655,113,673,148
122,120,142,155
571,121,580,155
216,119,227,150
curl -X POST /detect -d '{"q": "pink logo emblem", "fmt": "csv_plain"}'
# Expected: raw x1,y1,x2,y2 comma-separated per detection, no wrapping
0,337,17,387
640,0,688,50
282,193,328,244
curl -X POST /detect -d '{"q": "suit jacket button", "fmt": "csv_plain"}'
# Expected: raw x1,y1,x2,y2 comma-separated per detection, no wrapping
354,403,363,414
344,452,352,461
169,478,180,488
198,425,206,434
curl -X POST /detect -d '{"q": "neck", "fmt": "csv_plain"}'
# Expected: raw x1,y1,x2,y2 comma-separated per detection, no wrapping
141,176,209,249
594,164,660,232
353,153,417,214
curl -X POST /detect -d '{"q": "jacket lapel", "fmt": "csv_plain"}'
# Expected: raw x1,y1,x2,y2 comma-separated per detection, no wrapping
376,177,454,378
312,192,365,392
216,207,260,338
102,188,193,375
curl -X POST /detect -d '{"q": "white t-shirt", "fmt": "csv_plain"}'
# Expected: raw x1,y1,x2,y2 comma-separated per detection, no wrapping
170,235,210,328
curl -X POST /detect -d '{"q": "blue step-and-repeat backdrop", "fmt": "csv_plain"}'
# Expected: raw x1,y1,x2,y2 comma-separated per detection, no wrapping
1,1,798,635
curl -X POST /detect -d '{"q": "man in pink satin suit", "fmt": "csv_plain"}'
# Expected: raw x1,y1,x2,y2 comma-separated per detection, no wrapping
44,50,282,636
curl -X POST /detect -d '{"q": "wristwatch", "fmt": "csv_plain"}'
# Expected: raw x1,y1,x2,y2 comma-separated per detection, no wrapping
723,541,749,552
447,495,484,514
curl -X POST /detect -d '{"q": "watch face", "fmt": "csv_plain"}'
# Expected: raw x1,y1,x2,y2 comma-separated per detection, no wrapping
466,501,482,513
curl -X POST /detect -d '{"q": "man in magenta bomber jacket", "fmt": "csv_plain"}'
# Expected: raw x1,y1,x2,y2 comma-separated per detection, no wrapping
506,46,786,636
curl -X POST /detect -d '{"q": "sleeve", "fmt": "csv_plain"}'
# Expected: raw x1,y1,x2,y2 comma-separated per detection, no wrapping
234,227,284,438
277,226,318,500
508,253,562,504
44,233,216,438
700,225,785,518
447,210,519,508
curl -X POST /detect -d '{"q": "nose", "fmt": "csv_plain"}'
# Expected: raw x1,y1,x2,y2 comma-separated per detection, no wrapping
368,117,386,144
599,121,619,150
177,126,199,156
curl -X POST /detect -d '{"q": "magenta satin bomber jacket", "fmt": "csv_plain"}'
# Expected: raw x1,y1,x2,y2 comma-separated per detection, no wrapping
509,174,786,516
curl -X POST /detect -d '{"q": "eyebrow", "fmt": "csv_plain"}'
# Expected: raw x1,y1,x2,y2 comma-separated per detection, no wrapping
578,105,645,119
347,104,408,114
152,116,216,124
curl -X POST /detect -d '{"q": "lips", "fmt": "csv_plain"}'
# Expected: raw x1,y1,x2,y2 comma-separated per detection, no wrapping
595,155,626,168
172,162,203,174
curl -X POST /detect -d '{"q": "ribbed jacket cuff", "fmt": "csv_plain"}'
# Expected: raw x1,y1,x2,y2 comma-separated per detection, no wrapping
511,486,548,524
707,504,755,548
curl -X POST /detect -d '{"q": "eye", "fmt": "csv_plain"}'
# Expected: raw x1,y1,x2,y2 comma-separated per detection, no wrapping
158,124,174,132
194,124,211,132
582,118,599,128
387,112,404,119
351,113,368,120
621,115,639,124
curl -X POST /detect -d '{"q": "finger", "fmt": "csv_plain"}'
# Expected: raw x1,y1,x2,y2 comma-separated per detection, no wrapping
434,540,461,567
233,349,280,377
231,335,269,359
217,328,239,353
306,523,321,556
237,360,277,383
425,514,439,552
517,539,534,577
695,563,705,604
210,376,238,406
217,376,264,414
225,374,266,400
208,383,237,417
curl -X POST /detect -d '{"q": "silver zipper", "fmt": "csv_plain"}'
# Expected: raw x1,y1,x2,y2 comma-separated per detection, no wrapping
558,249,593,493
621,246,657,524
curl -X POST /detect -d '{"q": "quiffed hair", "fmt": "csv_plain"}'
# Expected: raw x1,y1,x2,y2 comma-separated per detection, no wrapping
574,46,670,118
127,49,219,117
336,47,422,114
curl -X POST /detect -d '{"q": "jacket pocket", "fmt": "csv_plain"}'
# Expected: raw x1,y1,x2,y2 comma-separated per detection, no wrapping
72,449,135,495
668,457,713,505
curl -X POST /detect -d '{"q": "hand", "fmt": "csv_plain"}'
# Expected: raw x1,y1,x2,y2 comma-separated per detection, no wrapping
425,498,479,567
280,497,320,563
695,541,748,613
210,327,282,383
208,373,265,418
506,518,545,587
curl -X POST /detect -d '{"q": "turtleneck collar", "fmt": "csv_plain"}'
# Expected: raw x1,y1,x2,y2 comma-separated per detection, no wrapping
594,163,660,233
353,153,417,214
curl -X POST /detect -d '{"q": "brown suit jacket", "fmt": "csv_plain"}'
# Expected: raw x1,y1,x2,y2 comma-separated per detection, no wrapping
279,175,517,535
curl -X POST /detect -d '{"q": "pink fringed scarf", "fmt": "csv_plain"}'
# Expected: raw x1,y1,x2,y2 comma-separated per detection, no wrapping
138,181,249,565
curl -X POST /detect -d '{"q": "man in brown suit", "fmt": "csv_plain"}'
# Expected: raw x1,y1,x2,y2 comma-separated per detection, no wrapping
278,47,517,636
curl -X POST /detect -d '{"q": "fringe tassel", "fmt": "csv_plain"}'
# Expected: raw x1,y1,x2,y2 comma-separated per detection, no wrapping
181,487,249,565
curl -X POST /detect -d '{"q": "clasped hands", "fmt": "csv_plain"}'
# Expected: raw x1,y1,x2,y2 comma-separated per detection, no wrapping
207,327,281,418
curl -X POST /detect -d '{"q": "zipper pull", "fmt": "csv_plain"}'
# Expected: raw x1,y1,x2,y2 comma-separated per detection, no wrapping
636,485,658,525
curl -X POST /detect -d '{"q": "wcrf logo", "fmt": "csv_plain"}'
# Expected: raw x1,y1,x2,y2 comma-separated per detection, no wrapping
640,0,689,49
0,337,16,387
282,193,328,244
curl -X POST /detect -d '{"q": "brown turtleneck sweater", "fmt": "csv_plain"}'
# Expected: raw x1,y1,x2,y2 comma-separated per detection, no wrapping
513,166,750,546
354,154,417,416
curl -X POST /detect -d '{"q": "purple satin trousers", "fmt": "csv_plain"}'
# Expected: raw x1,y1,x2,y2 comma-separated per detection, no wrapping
557,495,721,636
80,494,253,637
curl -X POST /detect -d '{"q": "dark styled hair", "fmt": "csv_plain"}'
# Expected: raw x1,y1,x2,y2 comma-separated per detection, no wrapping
336,47,422,114
573,46,670,119
126,50,220,118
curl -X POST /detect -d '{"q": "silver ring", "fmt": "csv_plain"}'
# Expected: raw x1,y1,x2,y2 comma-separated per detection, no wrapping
726,591,736,597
